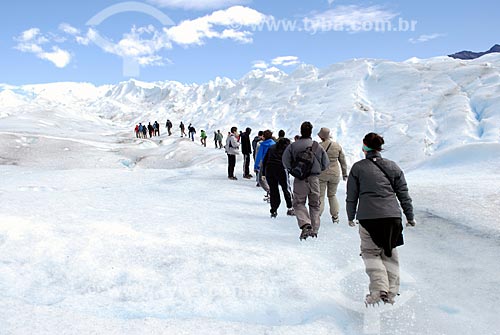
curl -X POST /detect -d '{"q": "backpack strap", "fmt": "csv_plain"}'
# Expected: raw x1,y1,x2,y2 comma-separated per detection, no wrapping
367,158,395,193
325,143,332,153
312,141,320,163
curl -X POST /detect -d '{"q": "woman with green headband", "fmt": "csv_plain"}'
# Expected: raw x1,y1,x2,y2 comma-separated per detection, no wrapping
346,132,416,306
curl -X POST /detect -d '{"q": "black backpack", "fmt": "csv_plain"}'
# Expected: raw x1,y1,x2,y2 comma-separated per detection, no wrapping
290,142,319,180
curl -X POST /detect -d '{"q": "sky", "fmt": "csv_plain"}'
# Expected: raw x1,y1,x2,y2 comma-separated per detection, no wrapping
0,0,498,85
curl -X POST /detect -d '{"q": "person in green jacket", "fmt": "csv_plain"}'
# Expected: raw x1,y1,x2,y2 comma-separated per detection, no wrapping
200,130,208,147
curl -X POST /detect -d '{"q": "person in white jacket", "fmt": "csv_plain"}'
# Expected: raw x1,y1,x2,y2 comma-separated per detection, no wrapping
225,126,240,180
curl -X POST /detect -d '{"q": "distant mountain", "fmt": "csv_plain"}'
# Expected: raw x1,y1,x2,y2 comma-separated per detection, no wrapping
1,54,500,166
449,44,500,60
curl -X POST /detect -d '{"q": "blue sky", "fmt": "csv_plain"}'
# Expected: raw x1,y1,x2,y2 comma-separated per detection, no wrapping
1,0,498,85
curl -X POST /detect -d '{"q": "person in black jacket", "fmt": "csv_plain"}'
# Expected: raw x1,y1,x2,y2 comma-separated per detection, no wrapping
262,137,294,218
154,121,160,136
166,119,173,136
188,124,196,141
147,122,154,138
252,131,263,161
240,127,253,178
180,122,186,137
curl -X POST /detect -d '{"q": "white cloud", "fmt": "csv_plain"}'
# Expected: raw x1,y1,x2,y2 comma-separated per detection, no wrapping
409,33,446,44
75,35,91,46
17,28,49,45
59,23,80,36
59,23,91,45
165,6,268,46
88,25,172,67
14,28,72,68
306,5,399,32
19,28,42,42
272,56,300,67
14,6,267,71
252,60,268,69
219,29,253,43
39,47,72,68
146,0,249,10
252,56,300,70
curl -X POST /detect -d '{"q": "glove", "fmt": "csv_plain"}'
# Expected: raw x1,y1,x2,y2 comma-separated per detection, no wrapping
343,176,348,182
348,220,357,227
406,219,416,227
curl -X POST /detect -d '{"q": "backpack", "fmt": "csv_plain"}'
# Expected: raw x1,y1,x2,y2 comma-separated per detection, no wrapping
289,142,319,180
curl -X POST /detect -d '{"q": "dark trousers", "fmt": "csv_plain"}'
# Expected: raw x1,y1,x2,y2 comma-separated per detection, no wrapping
227,154,236,178
266,167,293,212
243,154,251,176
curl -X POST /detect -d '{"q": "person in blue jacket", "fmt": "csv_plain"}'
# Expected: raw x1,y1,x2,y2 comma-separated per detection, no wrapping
254,130,275,190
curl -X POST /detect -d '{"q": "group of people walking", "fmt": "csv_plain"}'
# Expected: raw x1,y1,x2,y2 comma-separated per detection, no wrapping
224,121,415,307
135,121,161,138
135,120,214,148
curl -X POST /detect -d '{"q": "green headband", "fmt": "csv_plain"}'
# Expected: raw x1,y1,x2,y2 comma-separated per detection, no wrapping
363,145,374,152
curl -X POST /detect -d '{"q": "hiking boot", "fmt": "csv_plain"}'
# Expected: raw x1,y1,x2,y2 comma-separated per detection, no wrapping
332,215,339,224
365,291,387,307
286,208,295,216
299,225,313,241
270,211,277,218
243,174,252,179
382,292,396,305
228,176,238,180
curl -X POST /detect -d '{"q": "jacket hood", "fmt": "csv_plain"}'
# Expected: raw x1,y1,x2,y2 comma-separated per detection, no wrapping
261,139,275,148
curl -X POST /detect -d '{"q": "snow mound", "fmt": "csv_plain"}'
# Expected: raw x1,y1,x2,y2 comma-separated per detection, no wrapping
413,142,500,172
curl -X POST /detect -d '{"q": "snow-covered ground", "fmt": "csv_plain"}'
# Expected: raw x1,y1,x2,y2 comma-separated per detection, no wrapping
0,55,499,334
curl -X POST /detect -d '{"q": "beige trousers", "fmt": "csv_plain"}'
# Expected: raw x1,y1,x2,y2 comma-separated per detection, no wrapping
359,225,400,295
319,174,340,217
293,176,321,233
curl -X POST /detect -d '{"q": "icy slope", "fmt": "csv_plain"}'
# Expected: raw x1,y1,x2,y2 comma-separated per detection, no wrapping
0,54,500,334
0,137,499,335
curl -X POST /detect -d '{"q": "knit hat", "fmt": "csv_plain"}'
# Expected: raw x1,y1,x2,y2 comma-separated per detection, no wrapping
317,127,330,140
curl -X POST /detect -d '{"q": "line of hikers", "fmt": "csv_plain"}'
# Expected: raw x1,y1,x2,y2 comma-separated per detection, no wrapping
224,121,416,307
135,120,221,148
224,124,347,224
135,122,161,139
